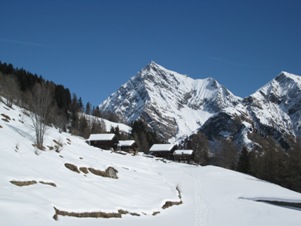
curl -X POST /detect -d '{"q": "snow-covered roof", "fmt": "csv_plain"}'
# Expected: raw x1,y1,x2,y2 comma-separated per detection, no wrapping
173,150,194,155
149,144,175,152
87,133,115,141
118,140,136,147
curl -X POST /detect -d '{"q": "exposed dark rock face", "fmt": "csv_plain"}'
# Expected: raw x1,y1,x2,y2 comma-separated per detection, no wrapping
200,112,245,141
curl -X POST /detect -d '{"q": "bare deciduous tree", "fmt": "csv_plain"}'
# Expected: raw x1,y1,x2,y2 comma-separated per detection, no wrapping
91,117,104,134
0,74,20,107
29,83,53,150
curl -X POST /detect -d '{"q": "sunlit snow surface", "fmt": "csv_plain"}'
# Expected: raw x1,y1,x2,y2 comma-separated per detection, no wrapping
1,100,301,226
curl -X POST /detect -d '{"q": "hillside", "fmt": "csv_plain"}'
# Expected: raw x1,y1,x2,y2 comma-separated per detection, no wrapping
1,99,301,225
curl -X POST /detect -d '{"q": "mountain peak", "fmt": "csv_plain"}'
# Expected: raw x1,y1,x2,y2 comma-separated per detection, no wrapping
143,61,168,73
149,61,159,67
139,61,179,83
100,62,240,140
275,71,301,84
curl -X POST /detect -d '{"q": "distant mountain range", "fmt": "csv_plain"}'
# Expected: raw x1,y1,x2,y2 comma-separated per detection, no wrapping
99,62,301,149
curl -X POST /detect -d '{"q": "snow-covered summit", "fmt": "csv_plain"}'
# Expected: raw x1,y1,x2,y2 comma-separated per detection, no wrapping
100,62,301,148
100,62,241,141
247,71,301,138
252,71,301,99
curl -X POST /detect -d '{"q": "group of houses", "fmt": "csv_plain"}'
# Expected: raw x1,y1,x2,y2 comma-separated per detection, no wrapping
86,133,194,163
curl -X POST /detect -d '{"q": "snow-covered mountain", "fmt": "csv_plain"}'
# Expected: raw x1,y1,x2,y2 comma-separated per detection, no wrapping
1,98,301,226
100,62,241,141
200,71,301,150
247,72,301,141
100,63,301,149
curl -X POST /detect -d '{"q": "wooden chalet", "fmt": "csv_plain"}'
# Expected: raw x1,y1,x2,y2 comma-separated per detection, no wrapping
87,133,118,150
149,144,176,159
118,140,138,154
173,150,194,163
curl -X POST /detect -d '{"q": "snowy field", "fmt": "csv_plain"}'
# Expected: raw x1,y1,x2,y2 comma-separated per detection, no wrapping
1,100,301,226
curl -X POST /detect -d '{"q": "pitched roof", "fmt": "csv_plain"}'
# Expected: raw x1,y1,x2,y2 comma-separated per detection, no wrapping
87,133,116,141
118,140,136,147
149,144,175,152
173,150,194,155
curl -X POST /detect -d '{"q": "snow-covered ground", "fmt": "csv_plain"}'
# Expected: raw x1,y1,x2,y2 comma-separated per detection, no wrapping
1,100,301,226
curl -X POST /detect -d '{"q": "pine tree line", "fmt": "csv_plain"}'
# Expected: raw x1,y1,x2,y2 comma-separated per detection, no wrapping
131,120,162,153
182,131,301,193
0,61,112,138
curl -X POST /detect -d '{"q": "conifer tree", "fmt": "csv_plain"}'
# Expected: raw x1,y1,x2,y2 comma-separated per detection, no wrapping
92,106,102,118
0,74,20,107
85,102,92,115
213,138,238,170
237,147,251,174
186,132,209,165
131,120,161,153
285,139,301,192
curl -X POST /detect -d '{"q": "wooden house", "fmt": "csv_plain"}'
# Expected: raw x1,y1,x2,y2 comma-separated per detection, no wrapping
149,144,176,159
118,140,138,154
173,150,194,163
87,133,118,150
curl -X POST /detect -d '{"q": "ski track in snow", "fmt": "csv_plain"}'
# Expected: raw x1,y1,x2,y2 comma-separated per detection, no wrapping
192,173,209,226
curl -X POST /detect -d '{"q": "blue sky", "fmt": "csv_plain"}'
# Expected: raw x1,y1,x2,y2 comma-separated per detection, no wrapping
1,0,300,106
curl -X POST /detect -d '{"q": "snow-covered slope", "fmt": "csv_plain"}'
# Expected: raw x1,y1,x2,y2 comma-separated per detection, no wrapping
100,62,241,141
1,99,301,226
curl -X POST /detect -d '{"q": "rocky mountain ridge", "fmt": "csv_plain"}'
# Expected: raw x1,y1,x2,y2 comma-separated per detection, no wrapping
100,62,241,140
99,62,301,148
200,71,301,149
